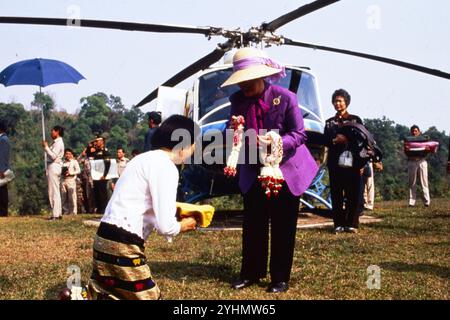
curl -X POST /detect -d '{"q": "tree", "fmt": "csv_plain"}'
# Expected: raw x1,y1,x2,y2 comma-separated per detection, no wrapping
424,126,449,197
108,125,128,151
124,106,144,127
79,92,111,134
31,91,55,118
0,103,27,135
107,94,125,113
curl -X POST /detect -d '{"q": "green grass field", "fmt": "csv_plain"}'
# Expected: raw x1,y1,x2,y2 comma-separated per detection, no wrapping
0,198,448,300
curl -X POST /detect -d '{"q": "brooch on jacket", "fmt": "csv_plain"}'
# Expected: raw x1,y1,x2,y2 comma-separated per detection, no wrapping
272,96,281,106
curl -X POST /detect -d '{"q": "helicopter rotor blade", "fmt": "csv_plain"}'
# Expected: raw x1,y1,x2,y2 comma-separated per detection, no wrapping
263,0,340,31
135,43,231,107
0,16,214,35
284,38,450,80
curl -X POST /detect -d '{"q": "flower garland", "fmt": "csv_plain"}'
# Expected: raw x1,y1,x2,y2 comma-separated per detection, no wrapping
224,115,245,177
224,116,284,198
258,131,284,198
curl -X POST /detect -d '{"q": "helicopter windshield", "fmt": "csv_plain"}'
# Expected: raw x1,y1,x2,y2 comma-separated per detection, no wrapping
198,67,321,124
198,69,238,122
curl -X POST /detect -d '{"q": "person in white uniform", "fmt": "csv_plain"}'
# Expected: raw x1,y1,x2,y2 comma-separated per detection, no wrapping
405,125,430,207
42,125,65,220
61,148,81,215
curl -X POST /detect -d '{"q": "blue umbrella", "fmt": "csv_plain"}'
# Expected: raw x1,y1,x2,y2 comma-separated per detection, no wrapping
0,58,85,168
0,58,85,87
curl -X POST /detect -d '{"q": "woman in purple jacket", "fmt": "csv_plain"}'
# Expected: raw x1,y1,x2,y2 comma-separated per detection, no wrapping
221,47,318,293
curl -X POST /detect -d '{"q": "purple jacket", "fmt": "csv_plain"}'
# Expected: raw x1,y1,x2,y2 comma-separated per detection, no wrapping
229,83,319,196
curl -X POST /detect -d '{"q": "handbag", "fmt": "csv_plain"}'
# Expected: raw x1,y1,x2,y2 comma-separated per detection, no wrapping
0,169,15,186
338,150,353,168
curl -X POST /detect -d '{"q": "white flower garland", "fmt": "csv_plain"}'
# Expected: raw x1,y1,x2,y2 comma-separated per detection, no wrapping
258,131,284,198
224,116,284,198
224,115,245,177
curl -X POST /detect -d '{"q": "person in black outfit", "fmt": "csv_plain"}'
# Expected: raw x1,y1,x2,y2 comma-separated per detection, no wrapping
143,111,162,152
92,136,111,214
324,89,364,234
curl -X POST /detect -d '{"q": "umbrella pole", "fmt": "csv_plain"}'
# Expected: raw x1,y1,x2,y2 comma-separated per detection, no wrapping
40,87,48,172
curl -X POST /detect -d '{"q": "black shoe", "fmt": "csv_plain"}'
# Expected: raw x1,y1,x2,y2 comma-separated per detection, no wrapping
344,227,358,233
267,282,289,293
333,226,345,234
231,278,259,290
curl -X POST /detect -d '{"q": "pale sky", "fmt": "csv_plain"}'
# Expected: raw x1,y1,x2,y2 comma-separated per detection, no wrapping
0,0,449,133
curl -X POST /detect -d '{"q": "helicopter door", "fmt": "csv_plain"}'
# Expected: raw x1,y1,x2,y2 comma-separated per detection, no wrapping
156,86,189,118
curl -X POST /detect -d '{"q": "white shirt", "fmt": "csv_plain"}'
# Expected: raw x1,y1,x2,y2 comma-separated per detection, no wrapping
62,159,81,181
45,137,64,164
101,150,181,240
117,157,129,176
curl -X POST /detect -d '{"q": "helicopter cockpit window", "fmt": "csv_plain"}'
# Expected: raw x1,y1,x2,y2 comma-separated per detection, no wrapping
198,67,321,125
200,105,232,125
198,70,238,120
277,69,321,122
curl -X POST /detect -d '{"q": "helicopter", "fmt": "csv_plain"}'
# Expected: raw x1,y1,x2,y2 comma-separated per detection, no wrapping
153,59,330,209
1,0,449,209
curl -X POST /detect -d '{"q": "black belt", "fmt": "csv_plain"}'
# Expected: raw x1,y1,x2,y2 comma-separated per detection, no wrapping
97,222,145,249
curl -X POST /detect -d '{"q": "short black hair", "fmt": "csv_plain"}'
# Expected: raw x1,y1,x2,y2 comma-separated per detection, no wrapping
131,149,140,156
332,89,351,106
53,125,65,137
151,115,200,151
0,121,6,133
147,111,162,125
64,148,75,156
410,125,420,133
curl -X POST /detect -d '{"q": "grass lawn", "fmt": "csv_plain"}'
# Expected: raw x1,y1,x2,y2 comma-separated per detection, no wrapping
0,198,448,300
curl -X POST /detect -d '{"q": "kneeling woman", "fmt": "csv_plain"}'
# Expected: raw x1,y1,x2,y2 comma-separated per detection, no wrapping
88,115,198,300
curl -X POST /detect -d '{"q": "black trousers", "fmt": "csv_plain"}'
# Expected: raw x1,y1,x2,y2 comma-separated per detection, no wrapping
329,167,362,228
0,185,8,216
241,182,300,283
93,180,109,214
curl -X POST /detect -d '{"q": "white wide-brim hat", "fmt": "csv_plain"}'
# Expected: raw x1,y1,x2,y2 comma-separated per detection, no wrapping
221,47,284,87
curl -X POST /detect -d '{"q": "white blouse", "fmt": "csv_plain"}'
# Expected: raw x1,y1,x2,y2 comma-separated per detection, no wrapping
45,137,64,164
62,159,81,180
101,150,181,240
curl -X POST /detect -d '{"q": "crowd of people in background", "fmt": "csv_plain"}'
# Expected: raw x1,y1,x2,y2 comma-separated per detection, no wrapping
30,110,163,219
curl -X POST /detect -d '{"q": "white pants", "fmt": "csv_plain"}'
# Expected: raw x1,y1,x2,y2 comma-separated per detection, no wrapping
47,163,62,217
61,178,77,214
363,163,374,210
408,159,430,206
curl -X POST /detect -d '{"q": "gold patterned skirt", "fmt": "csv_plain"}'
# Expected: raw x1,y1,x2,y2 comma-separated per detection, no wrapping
88,222,160,300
